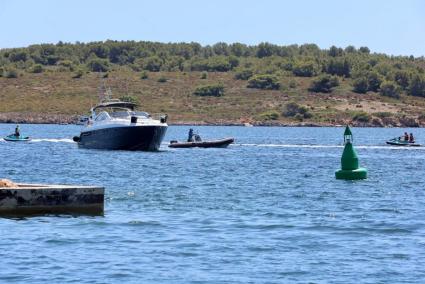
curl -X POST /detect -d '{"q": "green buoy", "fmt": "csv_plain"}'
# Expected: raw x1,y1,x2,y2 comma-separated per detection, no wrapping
335,126,367,180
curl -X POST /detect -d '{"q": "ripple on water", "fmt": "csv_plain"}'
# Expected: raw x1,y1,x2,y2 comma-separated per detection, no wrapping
1,125,425,283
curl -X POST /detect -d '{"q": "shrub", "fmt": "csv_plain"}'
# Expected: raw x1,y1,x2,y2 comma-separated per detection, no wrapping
119,95,139,104
292,61,318,77
4,68,18,78
193,84,224,97
289,80,297,88
200,71,208,79
72,69,84,79
157,76,167,83
379,81,401,99
140,71,148,79
282,102,312,119
309,75,339,93
247,74,280,90
87,58,109,72
258,111,279,120
30,64,44,73
234,68,253,80
57,60,74,71
352,77,368,94
352,111,370,122
374,112,392,118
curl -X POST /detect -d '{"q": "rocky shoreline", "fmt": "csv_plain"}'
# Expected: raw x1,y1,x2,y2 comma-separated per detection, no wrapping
0,112,424,127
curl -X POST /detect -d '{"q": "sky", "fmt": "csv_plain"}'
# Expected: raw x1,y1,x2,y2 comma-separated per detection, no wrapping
0,0,424,56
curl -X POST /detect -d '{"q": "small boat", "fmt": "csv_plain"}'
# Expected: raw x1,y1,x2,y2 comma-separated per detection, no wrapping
3,134,31,142
169,137,234,148
386,137,421,147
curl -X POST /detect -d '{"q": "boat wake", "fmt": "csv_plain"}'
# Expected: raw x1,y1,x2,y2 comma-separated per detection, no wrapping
236,143,425,150
30,138,75,143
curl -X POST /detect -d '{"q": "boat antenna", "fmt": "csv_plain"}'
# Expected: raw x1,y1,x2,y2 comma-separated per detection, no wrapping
98,79,113,103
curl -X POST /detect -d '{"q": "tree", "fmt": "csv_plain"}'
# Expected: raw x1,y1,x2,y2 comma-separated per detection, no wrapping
247,74,280,90
352,77,368,94
143,56,162,72
9,50,28,62
379,81,401,99
366,71,382,92
256,42,277,58
87,58,109,72
324,58,351,77
408,75,425,97
394,70,410,90
292,61,318,77
309,75,339,93
328,46,343,57
89,44,110,59
345,45,356,53
359,46,370,54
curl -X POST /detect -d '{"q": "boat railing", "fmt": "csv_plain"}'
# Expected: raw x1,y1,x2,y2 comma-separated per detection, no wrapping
149,113,168,123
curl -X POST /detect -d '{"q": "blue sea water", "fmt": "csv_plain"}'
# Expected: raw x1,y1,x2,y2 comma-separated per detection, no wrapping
1,124,425,283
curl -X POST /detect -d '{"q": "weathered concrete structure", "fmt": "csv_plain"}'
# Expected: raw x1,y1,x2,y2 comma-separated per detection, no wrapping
0,184,104,216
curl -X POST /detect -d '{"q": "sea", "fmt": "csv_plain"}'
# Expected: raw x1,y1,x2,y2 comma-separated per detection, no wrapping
0,124,424,283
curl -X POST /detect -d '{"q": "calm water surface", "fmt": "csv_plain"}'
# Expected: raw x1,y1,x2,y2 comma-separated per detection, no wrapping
0,124,425,283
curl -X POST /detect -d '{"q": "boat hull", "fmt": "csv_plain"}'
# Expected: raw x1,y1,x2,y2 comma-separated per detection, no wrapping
386,141,421,147
169,138,234,148
3,135,31,142
76,125,167,151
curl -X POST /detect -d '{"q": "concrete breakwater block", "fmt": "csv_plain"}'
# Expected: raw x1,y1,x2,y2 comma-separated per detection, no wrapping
0,183,104,216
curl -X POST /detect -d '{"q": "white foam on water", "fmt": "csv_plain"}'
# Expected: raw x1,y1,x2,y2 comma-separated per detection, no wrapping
30,138,75,143
235,143,425,150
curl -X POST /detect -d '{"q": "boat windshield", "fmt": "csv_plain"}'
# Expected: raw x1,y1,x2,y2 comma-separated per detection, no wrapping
110,111,131,118
94,108,151,120
95,111,111,121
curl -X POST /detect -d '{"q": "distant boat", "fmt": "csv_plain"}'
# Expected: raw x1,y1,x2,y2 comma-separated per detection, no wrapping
3,134,31,142
386,137,421,147
169,137,234,148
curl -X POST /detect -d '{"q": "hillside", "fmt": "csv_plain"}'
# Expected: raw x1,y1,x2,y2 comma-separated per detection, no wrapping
1,41,425,126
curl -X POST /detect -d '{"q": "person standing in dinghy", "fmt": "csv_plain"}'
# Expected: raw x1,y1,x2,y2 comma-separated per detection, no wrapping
187,128,194,142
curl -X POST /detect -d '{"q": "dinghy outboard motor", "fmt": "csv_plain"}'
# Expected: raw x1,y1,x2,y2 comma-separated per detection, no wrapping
73,136,80,142
131,116,138,123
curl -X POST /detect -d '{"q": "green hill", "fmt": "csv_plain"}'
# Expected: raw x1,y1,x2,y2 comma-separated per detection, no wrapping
1,41,425,126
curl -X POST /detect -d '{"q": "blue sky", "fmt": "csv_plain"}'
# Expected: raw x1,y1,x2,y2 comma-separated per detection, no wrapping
1,0,424,56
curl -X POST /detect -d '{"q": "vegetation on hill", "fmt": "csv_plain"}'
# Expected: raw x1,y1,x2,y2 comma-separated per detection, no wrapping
1,40,425,125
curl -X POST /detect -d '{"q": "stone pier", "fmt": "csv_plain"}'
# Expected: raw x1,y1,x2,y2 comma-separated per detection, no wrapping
0,183,104,216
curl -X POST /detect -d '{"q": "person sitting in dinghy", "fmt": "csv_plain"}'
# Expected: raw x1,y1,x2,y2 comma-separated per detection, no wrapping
409,133,415,143
404,132,409,141
14,125,20,137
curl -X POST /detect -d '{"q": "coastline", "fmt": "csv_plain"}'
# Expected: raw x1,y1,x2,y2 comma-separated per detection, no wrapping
0,112,424,127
